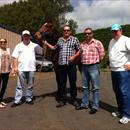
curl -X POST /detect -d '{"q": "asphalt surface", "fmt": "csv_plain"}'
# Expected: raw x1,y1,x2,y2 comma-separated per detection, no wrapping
0,71,130,130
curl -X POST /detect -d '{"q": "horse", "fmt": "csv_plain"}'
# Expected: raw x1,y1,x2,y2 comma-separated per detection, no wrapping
34,20,61,100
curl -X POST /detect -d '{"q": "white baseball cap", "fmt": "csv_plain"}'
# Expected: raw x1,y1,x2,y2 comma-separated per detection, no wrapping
22,30,30,36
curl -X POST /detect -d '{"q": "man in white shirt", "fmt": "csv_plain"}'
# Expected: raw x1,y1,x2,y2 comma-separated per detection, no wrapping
11,30,43,107
109,24,130,124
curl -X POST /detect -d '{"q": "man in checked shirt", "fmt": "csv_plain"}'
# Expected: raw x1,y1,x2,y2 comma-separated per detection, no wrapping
45,25,80,108
69,27,105,114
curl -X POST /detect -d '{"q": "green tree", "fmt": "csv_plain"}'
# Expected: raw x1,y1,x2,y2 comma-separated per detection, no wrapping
0,0,73,34
68,19,78,35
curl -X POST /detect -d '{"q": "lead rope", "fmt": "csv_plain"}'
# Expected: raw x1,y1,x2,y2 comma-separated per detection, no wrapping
41,40,47,71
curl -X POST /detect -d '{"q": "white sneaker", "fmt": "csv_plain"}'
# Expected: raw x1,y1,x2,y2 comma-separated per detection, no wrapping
119,117,130,124
112,111,121,117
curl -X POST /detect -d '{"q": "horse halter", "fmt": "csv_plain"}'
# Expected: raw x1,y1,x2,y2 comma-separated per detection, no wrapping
34,22,54,40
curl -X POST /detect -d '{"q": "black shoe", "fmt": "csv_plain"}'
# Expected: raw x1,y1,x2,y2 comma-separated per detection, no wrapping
26,100,34,105
70,100,79,107
75,105,88,110
89,108,98,114
11,102,22,107
56,101,66,108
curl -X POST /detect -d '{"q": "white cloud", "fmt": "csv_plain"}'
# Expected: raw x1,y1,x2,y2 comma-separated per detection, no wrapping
66,0,130,33
0,0,19,5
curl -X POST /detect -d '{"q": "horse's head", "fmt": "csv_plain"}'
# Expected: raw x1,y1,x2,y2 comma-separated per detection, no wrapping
34,21,54,41
34,20,60,47
34,20,60,60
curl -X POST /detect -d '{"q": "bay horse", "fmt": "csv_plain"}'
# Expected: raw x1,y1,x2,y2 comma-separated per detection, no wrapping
34,20,61,100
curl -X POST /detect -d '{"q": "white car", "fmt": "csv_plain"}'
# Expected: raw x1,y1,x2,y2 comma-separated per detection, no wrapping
36,55,53,72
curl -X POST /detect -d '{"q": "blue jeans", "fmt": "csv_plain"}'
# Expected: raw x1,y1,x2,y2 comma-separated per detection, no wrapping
81,69,87,88
14,71,35,103
59,65,77,102
111,71,130,118
81,64,100,109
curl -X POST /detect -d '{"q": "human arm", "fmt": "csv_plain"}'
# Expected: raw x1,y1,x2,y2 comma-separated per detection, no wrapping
68,50,81,62
124,38,130,70
35,44,44,56
97,41,105,61
44,40,55,50
11,44,19,75
11,58,18,75
69,37,81,62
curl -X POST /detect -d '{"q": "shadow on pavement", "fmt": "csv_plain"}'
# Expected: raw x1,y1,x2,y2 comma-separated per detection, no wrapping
100,101,117,113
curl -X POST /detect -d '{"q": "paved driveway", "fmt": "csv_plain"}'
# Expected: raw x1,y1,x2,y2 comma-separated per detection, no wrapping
0,71,130,130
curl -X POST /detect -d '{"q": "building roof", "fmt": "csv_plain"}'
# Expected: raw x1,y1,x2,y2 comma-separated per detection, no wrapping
0,23,21,35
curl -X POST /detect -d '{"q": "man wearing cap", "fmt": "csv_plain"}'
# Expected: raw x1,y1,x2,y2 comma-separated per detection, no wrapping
109,24,130,124
11,30,43,107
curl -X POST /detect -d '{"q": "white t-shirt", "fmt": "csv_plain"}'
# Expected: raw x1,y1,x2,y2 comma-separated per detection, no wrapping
12,41,43,71
109,35,130,71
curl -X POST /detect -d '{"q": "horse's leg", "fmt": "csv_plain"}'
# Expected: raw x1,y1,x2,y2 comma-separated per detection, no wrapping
77,60,83,92
77,61,82,73
52,61,61,101
51,51,61,102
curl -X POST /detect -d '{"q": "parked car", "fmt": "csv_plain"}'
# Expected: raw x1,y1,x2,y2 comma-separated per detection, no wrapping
35,55,53,72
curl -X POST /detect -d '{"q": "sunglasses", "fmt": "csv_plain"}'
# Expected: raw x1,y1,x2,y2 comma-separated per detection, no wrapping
112,30,119,33
84,32,92,35
64,29,70,32
0,41,6,44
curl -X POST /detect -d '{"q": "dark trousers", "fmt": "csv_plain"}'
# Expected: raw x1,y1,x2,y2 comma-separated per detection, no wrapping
58,65,77,102
0,73,10,102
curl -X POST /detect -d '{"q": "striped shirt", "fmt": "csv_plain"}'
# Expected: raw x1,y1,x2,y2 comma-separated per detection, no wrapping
80,38,105,65
55,36,80,65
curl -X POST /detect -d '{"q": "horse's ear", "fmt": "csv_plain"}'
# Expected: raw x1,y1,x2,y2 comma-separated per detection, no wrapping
44,23,47,26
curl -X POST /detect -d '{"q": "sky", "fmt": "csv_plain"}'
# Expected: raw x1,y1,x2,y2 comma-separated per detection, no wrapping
0,0,130,33
0,0,19,5
67,0,130,33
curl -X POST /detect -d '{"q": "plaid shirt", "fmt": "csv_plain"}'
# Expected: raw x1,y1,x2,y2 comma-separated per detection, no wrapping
55,36,80,65
80,38,105,65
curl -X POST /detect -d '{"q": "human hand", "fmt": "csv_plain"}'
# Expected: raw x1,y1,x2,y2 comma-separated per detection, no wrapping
124,64,130,70
44,40,48,45
68,56,75,62
10,69,17,77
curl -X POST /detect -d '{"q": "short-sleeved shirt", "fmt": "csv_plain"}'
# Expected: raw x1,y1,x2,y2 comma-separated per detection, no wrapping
80,38,105,65
0,48,10,74
55,36,80,65
12,41,43,71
